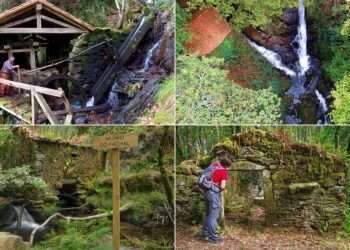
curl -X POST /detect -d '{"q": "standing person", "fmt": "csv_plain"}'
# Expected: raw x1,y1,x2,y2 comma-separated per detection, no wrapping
198,153,232,244
0,56,19,96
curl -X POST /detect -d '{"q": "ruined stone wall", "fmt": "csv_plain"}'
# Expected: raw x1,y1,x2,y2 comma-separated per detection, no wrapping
33,139,103,188
177,129,348,232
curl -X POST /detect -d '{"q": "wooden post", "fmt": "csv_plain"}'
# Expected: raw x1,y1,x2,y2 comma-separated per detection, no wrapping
92,135,138,250
110,149,120,250
36,3,42,28
31,90,38,124
30,48,36,70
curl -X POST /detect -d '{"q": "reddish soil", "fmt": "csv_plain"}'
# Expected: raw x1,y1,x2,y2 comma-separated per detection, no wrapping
176,225,350,250
227,55,261,89
185,8,232,55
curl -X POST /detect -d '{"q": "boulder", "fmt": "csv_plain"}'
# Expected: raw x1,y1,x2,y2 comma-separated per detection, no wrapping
281,8,299,25
0,233,27,250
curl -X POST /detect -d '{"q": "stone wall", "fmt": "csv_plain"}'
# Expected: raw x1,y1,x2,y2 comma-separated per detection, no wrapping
33,138,103,188
177,129,348,232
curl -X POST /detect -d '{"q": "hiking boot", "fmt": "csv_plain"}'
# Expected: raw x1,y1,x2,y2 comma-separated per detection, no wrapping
195,232,208,240
208,237,223,244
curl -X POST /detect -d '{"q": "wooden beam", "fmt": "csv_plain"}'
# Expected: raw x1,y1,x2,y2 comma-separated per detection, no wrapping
0,49,32,54
34,92,59,124
2,15,37,28
41,15,76,29
36,3,42,28
0,27,85,34
0,78,64,97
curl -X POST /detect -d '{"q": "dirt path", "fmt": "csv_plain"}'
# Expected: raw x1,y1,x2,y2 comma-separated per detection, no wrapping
176,225,350,250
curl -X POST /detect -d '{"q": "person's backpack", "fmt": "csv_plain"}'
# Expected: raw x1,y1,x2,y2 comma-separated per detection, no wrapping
197,165,221,192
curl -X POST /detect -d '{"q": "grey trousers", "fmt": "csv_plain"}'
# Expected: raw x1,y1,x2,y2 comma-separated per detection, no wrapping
202,190,221,240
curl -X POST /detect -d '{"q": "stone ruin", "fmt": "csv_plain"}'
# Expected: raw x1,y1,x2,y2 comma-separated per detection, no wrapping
176,129,348,232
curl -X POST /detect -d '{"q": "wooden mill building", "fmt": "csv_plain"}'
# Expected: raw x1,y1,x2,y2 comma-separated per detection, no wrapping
0,0,94,125
0,0,94,70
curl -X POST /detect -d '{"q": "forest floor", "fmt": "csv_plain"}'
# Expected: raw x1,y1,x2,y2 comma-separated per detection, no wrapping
176,225,350,250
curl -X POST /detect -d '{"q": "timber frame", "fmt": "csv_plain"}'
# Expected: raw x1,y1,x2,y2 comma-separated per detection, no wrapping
0,78,72,125
0,0,94,34
0,0,94,69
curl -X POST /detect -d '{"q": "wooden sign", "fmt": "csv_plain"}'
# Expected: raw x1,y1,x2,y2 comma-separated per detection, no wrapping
92,134,138,150
92,133,138,250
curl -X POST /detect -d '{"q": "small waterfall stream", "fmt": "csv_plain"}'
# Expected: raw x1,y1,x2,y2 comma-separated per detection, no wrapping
247,0,329,124
143,40,161,71
107,39,161,109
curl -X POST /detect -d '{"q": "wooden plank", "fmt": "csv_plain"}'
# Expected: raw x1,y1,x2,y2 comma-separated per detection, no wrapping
41,15,76,29
0,49,32,54
0,105,30,124
0,27,85,34
34,92,59,124
92,134,138,150
36,3,42,28
31,90,38,124
0,78,64,97
2,15,36,28
110,149,120,250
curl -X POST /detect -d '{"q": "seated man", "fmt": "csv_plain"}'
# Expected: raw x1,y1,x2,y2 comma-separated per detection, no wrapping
0,56,20,96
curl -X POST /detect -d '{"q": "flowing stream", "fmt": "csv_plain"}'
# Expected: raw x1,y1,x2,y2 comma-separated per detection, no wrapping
248,0,329,124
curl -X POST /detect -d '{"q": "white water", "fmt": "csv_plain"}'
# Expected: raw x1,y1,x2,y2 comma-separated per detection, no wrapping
295,0,310,75
108,90,119,109
315,90,328,112
86,96,95,107
247,40,296,77
143,40,161,71
10,206,40,231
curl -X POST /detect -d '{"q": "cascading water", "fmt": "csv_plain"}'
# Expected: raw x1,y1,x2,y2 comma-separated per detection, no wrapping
143,40,161,71
86,96,95,107
295,0,310,75
247,40,296,77
247,0,329,124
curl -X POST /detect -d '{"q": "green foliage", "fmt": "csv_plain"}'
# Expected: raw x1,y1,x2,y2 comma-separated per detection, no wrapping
0,165,53,202
186,0,298,28
212,37,238,63
0,128,36,168
344,208,350,234
32,219,113,250
153,75,175,124
122,191,167,224
65,0,116,28
176,55,282,124
331,74,350,124
176,4,191,55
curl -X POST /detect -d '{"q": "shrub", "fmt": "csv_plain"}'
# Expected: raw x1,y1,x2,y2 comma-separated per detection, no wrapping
176,55,282,124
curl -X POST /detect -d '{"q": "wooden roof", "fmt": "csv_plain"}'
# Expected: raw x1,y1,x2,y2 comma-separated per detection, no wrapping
0,0,94,33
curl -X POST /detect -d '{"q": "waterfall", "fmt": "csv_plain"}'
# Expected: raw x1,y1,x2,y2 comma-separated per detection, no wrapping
143,40,161,71
315,90,328,113
86,96,95,107
295,0,310,75
108,89,119,109
247,40,296,77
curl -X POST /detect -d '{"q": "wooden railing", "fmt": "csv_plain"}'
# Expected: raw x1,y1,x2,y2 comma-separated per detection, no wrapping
0,78,72,125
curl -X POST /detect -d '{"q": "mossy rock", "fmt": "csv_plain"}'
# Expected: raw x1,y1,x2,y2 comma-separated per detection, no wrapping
177,160,199,175
212,137,238,157
197,155,212,169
